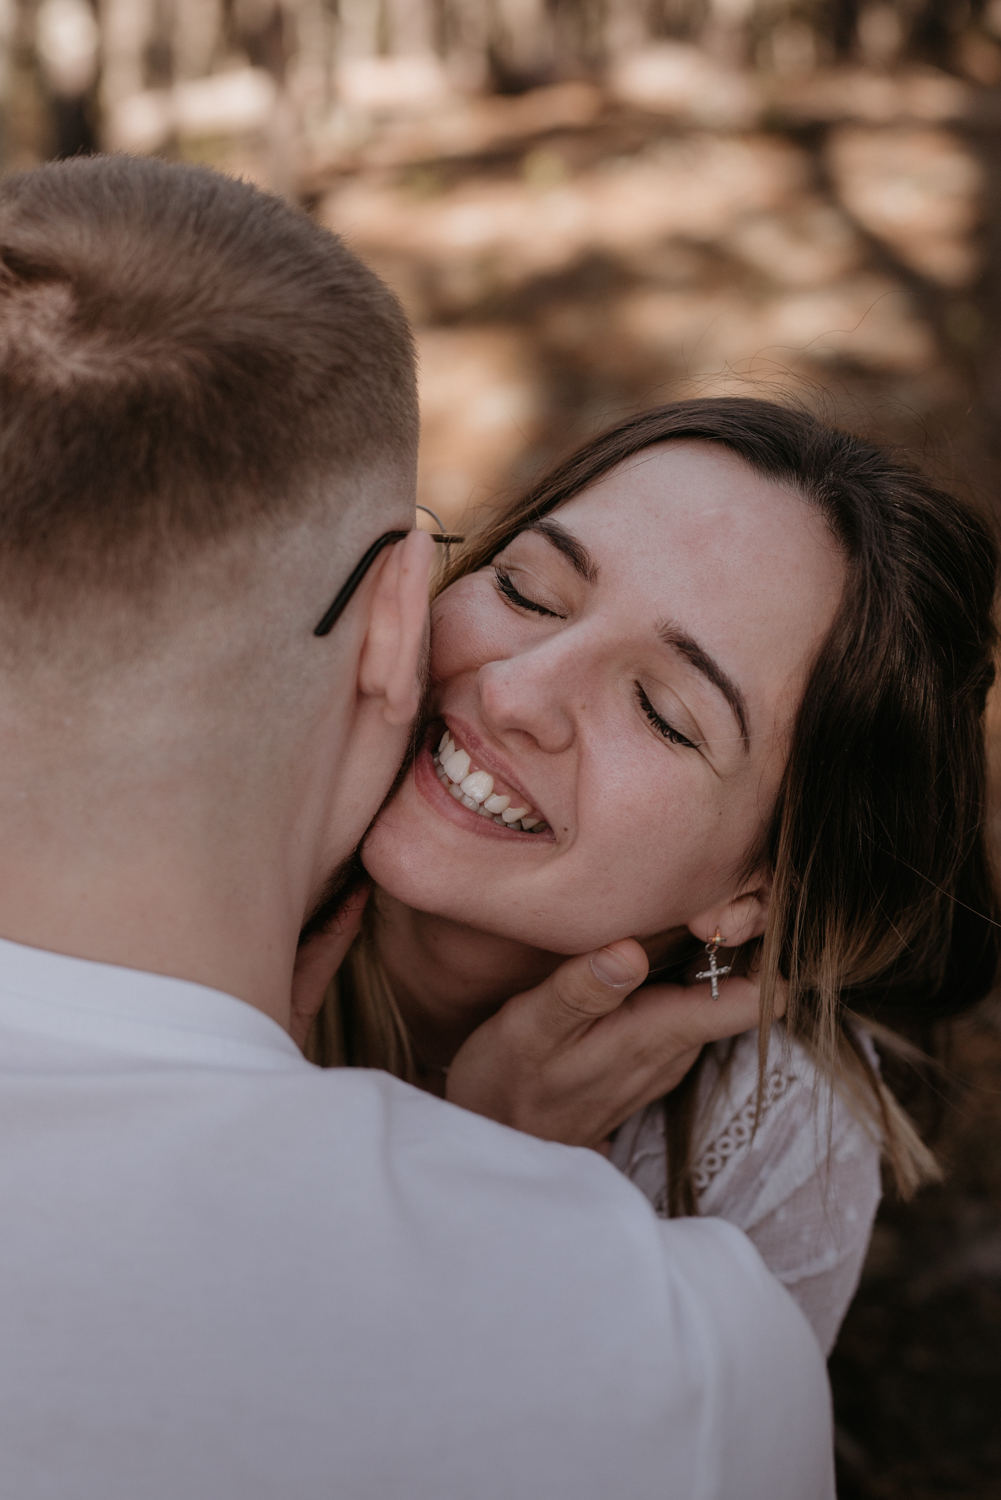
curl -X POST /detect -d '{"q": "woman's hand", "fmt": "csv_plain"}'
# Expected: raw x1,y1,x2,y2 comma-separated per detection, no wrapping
446,939,778,1150
290,886,369,1050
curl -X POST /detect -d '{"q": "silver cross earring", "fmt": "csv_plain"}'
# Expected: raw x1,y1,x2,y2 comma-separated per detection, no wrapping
696,930,731,1001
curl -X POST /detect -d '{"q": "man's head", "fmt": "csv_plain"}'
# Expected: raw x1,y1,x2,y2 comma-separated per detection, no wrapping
0,155,433,1013
0,154,421,613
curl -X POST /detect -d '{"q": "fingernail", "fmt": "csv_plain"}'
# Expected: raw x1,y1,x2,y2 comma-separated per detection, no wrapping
590,946,638,987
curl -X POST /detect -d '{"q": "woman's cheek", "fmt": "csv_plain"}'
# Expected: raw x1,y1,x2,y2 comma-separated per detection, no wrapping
430,579,524,680
596,780,710,933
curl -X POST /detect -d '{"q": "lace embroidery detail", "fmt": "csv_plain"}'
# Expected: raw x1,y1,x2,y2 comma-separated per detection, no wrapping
690,1066,796,1195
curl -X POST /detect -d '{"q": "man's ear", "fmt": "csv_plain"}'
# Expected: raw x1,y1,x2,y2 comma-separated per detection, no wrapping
687,871,772,949
357,529,435,725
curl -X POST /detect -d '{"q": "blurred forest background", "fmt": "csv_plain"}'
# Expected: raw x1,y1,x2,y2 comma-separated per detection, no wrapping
2,0,1001,1492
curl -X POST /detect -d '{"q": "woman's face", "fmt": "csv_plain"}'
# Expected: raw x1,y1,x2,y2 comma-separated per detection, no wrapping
362,442,845,954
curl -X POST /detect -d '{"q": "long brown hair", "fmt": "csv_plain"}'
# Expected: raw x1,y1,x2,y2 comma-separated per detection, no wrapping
312,398,1001,1203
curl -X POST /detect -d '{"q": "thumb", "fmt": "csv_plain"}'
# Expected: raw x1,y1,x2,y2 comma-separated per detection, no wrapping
290,885,369,1050
514,939,650,1045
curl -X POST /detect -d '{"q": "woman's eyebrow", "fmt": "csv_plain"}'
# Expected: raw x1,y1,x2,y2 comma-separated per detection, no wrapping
527,519,599,583
658,622,750,751
522,523,748,749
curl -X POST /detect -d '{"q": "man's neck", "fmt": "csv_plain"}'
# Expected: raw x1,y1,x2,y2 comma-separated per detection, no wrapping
0,791,304,1030
375,892,563,1080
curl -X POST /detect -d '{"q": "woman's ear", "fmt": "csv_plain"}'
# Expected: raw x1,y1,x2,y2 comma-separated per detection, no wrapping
357,529,435,726
687,872,772,949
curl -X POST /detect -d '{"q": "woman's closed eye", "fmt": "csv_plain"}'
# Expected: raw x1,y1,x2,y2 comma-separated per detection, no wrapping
493,566,565,619
495,565,700,749
635,684,699,750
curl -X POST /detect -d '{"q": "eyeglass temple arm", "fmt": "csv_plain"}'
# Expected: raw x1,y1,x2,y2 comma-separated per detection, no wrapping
417,503,464,546
313,526,465,638
313,531,407,637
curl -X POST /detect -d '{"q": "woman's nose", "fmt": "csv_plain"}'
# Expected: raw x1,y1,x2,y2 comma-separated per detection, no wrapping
477,644,578,754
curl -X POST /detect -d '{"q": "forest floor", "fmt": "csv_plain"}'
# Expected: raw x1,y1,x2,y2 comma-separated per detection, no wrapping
831,1002,1001,1498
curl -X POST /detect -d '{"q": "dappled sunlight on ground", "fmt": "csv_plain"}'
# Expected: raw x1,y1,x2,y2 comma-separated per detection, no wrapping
312,71,990,537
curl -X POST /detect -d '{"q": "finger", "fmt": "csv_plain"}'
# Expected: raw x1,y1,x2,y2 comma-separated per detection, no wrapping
622,975,763,1055
770,977,789,1020
290,886,369,1050
557,979,763,1129
692,972,787,1031
509,939,651,1046
741,947,788,1020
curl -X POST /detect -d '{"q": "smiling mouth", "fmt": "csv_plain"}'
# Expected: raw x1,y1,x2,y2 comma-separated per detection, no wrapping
432,728,550,835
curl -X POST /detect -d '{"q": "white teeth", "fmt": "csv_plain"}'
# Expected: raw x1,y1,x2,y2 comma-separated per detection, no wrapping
442,748,470,782
460,770,494,803
436,736,544,832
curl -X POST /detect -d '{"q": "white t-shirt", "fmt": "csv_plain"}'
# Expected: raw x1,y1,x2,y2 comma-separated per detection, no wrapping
0,937,835,1500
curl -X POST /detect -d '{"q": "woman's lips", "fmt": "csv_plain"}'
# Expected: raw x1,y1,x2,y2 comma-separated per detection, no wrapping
414,726,553,842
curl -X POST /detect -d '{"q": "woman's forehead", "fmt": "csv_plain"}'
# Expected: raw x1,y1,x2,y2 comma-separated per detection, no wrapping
552,443,839,585
562,442,794,527
541,444,845,724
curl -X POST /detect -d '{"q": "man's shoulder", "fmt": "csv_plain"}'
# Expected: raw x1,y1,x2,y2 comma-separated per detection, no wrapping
0,1048,834,1500
218,1061,662,1229
80,1055,802,1319
203,1065,827,1333
256,1067,835,1497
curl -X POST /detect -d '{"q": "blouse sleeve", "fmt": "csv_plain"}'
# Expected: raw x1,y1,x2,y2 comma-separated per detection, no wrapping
609,1026,883,1356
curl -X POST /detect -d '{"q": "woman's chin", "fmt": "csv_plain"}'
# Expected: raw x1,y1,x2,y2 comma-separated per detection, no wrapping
358,758,685,954
361,816,588,951
359,742,557,928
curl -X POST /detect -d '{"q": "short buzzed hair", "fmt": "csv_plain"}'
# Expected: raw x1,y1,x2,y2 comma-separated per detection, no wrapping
0,155,417,606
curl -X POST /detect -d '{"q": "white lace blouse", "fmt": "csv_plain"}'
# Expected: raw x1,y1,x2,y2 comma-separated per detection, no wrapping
609,1024,883,1356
